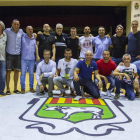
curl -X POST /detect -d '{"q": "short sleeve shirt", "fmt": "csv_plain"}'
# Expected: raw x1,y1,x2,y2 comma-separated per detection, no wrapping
117,64,137,84
127,31,140,57
96,59,116,76
4,28,24,55
92,35,112,59
50,32,67,58
58,58,78,79
79,36,94,58
36,34,55,59
111,35,128,58
76,59,98,81
66,37,79,59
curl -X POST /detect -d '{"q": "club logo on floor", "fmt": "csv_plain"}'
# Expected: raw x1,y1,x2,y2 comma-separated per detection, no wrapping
19,98,132,136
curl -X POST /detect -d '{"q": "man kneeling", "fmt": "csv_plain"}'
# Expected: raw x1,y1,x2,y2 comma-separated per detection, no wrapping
73,50,102,101
113,54,139,100
36,50,56,97
53,48,78,97
95,50,116,97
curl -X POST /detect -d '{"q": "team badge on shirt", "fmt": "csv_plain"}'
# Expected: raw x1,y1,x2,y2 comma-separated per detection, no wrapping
19,98,132,136
55,36,57,39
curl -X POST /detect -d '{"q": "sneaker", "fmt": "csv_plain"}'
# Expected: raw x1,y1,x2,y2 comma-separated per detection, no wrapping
102,87,107,92
48,92,53,97
21,89,25,94
30,88,36,93
0,92,6,95
107,90,112,97
114,94,120,99
74,96,82,101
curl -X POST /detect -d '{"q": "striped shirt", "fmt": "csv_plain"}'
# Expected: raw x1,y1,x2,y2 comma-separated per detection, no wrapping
50,32,67,58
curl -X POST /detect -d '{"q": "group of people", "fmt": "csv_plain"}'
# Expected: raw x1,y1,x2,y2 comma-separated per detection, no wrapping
0,19,140,101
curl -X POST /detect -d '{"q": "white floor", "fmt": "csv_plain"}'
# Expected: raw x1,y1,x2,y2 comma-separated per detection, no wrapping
0,91,140,140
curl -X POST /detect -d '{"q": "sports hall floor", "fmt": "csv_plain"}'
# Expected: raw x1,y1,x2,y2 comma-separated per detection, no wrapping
0,72,140,140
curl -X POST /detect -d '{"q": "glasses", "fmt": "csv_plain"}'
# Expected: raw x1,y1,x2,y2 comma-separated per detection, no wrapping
57,28,63,30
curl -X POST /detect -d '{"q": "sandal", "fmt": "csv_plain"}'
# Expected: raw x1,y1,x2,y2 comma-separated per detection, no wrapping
14,90,20,94
6,91,11,95
136,92,140,98
59,93,65,97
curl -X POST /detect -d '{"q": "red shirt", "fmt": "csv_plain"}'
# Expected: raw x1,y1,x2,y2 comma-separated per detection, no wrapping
96,59,116,76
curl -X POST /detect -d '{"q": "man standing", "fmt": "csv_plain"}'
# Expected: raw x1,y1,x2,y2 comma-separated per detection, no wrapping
96,50,116,97
79,26,94,59
73,50,102,101
127,20,140,63
20,26,36,94
4,19,24,94
111,25,128,65
92,26,112,62
113,54,139,100
50,23,67,65
0,21,7,95
66,27,79,59
36,24,55,65
36,50,56,97
53,48,78,97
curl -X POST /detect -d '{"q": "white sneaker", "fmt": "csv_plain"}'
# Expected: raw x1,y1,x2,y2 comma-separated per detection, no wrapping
74,96,82,101
107,90,112,97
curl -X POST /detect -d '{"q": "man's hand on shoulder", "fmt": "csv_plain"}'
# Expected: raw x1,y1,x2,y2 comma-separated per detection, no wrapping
37,31,43,35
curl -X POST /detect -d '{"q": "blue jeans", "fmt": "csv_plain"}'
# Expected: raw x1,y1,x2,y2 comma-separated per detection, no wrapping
95,75,115,90
111,57,123,66
20,59,35,89
0,61,6,93
73,77,100,98
36,58,44,67
115,77,135,100
130,57,139,63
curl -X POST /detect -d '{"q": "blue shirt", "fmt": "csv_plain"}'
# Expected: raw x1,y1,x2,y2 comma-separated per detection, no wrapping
36,60,56,85
92,35,112,59
127,31,140,57
76,59,98,81
133,60,140,76
21,34,36,60
4,27,24,55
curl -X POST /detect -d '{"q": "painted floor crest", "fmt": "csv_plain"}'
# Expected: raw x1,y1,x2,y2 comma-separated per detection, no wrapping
0,92,140,140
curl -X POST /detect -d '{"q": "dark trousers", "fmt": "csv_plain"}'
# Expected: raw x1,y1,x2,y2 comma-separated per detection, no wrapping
115,77,135,100
111,57,123,66
73,77,100,98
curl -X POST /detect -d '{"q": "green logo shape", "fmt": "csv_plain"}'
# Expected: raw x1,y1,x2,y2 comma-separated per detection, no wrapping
36,98,114,123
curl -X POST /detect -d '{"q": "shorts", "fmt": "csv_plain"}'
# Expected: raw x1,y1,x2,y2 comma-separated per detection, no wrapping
6,53,21,70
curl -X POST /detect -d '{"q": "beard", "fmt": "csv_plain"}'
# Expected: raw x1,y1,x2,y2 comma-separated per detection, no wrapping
65,56,71,60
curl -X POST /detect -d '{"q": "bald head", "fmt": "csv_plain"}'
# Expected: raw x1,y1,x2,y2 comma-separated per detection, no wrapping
43,24,50,32
26,26,33,35
85,50,93,61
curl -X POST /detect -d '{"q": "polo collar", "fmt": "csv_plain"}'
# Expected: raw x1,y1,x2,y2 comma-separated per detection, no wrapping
98,35,106,39
25,33,34,39
84,59,92,67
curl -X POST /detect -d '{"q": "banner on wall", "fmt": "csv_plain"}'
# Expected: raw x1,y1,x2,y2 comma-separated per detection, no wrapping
133,1,140,19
